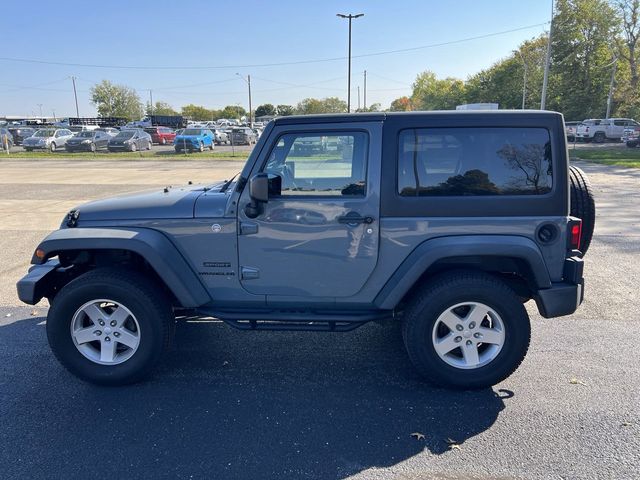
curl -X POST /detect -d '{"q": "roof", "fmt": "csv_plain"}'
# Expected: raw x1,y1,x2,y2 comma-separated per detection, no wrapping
274,110,562,125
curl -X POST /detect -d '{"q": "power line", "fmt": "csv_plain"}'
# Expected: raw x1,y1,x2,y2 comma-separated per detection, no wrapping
0,22,549,71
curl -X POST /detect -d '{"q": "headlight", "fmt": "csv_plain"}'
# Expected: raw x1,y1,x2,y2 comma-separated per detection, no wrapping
82,139,91,144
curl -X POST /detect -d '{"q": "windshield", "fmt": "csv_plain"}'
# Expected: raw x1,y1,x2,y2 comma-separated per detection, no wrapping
114,131,134,140
76,131,94,138
34,129,55,137
182,129,202,136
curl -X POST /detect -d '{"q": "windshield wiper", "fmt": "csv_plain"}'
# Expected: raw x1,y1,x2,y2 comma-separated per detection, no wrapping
220,172,240,193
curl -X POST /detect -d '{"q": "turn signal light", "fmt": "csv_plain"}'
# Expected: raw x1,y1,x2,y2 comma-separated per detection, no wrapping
35,249,45,260
568,220,582,250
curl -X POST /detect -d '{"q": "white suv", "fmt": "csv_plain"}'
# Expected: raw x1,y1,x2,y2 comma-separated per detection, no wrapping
576,118,640,143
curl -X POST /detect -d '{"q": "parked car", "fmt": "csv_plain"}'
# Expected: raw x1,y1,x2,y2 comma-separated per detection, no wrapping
576,118,640,143
231,127,257,145
213,129,229,145
16,111,593,389
7,127,36,146
564,121,582,141
96,127,120,137
292,135,328,155
65,131,112,152
0,128,14,150
174,128,215,152
144,127,177,145
23,128,74,152
107,129,152,152
252,127,263,139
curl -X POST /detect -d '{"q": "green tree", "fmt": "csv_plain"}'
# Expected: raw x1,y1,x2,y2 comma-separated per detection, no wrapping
219,105,247,119
255,103,276,117
389,96,413,111
549,0,619,119
90,80,144,120
146,101,178,116
276,104,294,116
357,103,382,112
295,97,347,115
613,0,640,117
410,71,466,110
181,104,214,121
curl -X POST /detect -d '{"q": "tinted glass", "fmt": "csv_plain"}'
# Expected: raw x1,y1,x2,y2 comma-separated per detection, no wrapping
34,129,55,137
182,129,202,135
263,132,368,196
398,128,552,196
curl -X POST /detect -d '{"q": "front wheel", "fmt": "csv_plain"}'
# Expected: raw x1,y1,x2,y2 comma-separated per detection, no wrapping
402,270,530,390
46,269,174,385
593,132,606,143
199,142,204,152
90,143,96,152
130,143,137,152
49,142,56,153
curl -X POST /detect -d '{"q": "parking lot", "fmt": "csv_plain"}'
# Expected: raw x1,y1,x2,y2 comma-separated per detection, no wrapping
0,158,638,479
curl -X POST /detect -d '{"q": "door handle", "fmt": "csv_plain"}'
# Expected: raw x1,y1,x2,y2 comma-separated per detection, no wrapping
337,213,375,225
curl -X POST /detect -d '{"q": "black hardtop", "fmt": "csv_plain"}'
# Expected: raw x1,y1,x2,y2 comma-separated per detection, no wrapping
273,110,563,126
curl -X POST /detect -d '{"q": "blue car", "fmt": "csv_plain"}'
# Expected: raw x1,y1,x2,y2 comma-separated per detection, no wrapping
174,128,215,152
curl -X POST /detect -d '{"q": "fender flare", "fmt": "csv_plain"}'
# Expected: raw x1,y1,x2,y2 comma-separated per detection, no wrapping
33,227,211,308
374,235,551,310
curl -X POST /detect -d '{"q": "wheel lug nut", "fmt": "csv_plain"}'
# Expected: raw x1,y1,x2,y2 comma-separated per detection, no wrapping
99,321,105,326
105,337,111,342
110,320,117,327
113,332,120,337
466,340,472,346
454,336,462,343
94,330,102,336
469,322,476,329
456,324,464,331
474,332,482,339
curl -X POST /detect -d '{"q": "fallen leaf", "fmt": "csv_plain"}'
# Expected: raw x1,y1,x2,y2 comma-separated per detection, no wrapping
621,421,632,427
410,432,425,441
569,378,587,386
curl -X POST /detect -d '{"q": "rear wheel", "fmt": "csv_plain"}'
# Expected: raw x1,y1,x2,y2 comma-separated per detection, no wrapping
402,270,530,390
90,143,96,152
46,269,174,385
49,142,56,152
569,165,596,256
130,143,137,152
593,132,606,143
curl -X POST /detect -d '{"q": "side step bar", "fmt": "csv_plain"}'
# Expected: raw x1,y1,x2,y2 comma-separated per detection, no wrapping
195,308,393,332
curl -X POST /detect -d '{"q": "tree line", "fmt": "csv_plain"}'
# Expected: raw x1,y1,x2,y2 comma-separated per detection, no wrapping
391,0,640,121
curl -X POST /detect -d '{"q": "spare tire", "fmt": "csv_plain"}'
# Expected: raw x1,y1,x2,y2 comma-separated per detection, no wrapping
569,165,595,256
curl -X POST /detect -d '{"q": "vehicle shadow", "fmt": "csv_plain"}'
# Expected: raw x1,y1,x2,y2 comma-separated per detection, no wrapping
0,315,511,479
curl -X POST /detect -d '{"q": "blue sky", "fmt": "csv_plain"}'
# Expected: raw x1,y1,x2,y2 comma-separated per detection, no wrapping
0,0,552,117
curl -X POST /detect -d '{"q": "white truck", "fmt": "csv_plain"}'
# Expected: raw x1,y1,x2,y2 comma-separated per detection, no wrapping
576,118,640,143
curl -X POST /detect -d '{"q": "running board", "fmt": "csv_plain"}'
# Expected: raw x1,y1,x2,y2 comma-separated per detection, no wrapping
196,308,393,332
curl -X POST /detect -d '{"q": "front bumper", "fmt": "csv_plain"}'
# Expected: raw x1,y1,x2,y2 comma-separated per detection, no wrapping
16,259,61,305
65,144,92,151
534,256,584,318
23,143,47,149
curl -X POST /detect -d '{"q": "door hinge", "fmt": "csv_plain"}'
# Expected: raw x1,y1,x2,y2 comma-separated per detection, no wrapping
241,266,260,280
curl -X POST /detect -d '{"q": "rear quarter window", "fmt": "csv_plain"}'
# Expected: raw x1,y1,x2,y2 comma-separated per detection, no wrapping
397,127,552,196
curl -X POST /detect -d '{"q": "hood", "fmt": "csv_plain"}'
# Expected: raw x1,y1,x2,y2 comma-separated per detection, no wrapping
73,181,228,222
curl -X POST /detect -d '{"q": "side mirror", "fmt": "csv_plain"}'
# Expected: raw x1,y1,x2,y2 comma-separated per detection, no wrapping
245,173,268,218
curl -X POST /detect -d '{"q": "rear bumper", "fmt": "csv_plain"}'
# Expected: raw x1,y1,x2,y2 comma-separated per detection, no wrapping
534,256,584,318
16,260,61,305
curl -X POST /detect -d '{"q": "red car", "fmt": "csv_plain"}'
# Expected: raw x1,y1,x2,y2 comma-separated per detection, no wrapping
143,127,176,145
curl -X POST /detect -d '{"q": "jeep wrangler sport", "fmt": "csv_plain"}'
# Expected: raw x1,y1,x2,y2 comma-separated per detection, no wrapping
17,111,595,389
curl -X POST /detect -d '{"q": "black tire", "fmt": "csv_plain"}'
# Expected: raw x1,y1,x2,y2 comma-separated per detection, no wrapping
130,143,137,152
569,165,595,257
46,268,174,385
593,132,606,143
402,270,530,390
209,142,214,150
49,142,56,153
199,142,204,152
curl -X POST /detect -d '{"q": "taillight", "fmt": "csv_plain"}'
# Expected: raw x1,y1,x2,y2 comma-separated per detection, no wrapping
568,219,582,250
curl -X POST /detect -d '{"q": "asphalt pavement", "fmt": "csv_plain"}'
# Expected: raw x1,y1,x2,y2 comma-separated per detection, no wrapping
0,159,638,479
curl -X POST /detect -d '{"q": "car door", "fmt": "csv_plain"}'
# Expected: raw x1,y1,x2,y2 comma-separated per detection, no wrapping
95,132,107,149
237,122,382,300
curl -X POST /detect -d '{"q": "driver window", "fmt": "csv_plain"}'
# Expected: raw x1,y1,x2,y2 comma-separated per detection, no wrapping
263,132,368,196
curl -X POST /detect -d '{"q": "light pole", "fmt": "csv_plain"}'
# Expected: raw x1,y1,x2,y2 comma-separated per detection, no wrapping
37,103,43,120
541,0,554,110
236,73,252,127
514,50,527,109
71,76,80,118
337,13,364,113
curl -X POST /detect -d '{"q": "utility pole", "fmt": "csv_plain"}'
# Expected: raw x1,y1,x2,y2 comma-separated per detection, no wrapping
606,58,618,119
541,0,554,110
236,73,252,127
337,13,364,113
52,109,56,121
149,89,154,115
363,70,367,110
357,86,361,111
71,76,80,118
514,50,527,109
37,103,43,120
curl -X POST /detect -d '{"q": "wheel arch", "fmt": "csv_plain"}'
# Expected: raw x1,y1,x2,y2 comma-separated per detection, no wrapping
374,235,551,310
32,227,210,308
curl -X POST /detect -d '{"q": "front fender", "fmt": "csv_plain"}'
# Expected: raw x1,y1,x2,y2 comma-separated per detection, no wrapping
31,227,211,308
374,235,551,310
